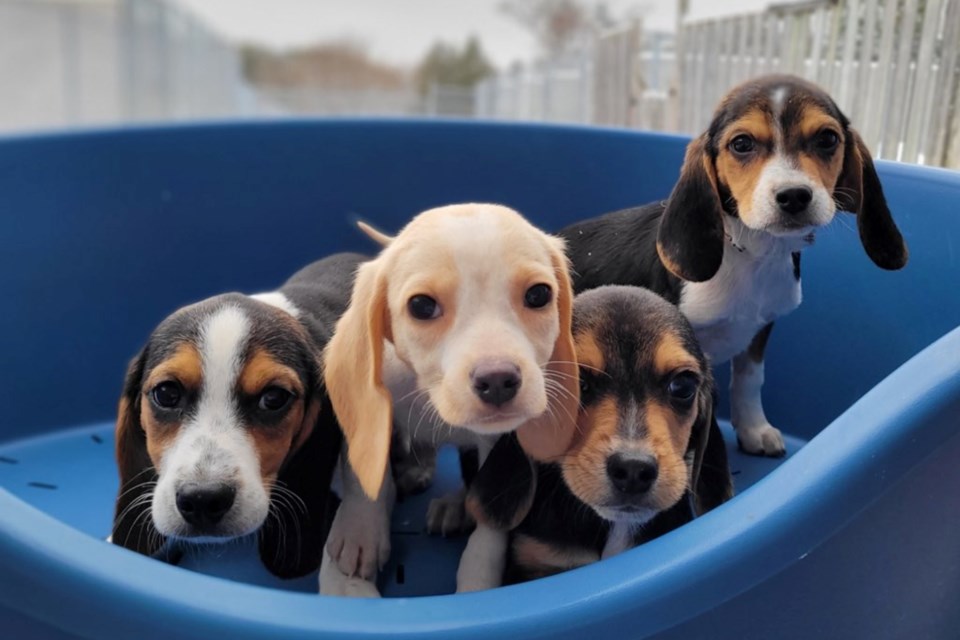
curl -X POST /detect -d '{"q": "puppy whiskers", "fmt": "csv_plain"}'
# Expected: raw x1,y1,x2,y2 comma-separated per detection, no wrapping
547,360,609,378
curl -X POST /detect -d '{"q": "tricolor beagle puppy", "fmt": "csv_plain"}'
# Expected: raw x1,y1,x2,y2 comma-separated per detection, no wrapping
560,75,908,457
319,203,579,596
111,253,361,578
466,286,732,585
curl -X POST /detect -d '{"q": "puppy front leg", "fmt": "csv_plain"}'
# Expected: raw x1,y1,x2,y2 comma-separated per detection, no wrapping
456,524,508,592
730,323,786,457
323,448,394,590
454,438,511,592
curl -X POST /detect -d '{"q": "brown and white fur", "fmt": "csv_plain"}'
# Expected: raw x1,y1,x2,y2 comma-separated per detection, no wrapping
319,203,579,596
560,75,908,457
464,286,732,587
111,253,361,578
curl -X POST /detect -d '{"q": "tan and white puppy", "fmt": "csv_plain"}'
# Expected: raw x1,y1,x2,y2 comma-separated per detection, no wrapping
112,253,360,578
319,203,579,596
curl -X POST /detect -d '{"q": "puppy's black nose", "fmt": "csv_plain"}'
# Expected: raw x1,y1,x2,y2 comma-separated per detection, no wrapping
775,186,813,214
606,454,658,495
176,484,236,527
471,362,521,407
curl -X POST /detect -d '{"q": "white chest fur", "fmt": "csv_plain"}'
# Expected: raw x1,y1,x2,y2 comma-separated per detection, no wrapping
679,222,808,364
601,521,636,560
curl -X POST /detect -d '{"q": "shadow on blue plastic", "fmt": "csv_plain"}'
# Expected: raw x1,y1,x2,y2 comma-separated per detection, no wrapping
1,120,959,639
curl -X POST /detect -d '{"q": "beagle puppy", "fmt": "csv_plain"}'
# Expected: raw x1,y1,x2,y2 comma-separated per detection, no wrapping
112,253,362,578
319,203,579,596
466,286,732,586
560,75,908,457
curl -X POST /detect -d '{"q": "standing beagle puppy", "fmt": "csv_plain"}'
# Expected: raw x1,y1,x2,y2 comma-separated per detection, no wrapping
466,286,732,585
560,75,908,457
320,203,579,596
112,253,361,578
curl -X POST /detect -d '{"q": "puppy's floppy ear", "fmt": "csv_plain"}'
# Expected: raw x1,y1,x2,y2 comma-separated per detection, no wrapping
259,392,343,578
518,236,580,462
112,348,165,556
324,259,393,500
835,128,908,270
688,382,733,515
657,135,726,283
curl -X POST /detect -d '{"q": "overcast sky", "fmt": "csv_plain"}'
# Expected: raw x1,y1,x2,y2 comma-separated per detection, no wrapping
169,0,773,69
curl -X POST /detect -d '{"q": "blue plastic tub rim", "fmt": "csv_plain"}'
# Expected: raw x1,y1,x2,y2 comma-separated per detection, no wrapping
5,116,960,186
2,320,959,639
0,116,695,148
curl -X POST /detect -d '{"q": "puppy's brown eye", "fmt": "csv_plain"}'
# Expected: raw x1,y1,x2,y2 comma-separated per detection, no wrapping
408,295,441,320
815,130,839,151
151,381,182,409
729,134,755,155
524,284,552,309
258,387,292,412
667,373,698,404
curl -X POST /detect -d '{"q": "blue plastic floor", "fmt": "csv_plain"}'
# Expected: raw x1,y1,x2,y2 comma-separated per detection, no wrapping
0,422,804,597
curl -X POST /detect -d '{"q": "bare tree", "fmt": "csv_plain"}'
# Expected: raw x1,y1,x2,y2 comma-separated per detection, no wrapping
500,0,600,55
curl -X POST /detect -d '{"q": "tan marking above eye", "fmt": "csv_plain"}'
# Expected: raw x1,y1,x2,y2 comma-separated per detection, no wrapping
239,349,303,397
144,342,202,392
574,330,605,373
795,108,843,141
719,109,774,149
652,334,700,379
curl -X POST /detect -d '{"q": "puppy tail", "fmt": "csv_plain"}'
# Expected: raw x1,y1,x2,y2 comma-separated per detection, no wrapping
356,220,393,247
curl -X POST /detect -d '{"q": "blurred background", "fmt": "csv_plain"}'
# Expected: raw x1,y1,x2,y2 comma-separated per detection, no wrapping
0,0,957,168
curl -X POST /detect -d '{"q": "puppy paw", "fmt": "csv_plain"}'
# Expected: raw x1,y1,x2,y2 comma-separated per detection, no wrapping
736,423,786,457
319,549,382,598
394,464,434,498
326,501,391,580
426,490,475,536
